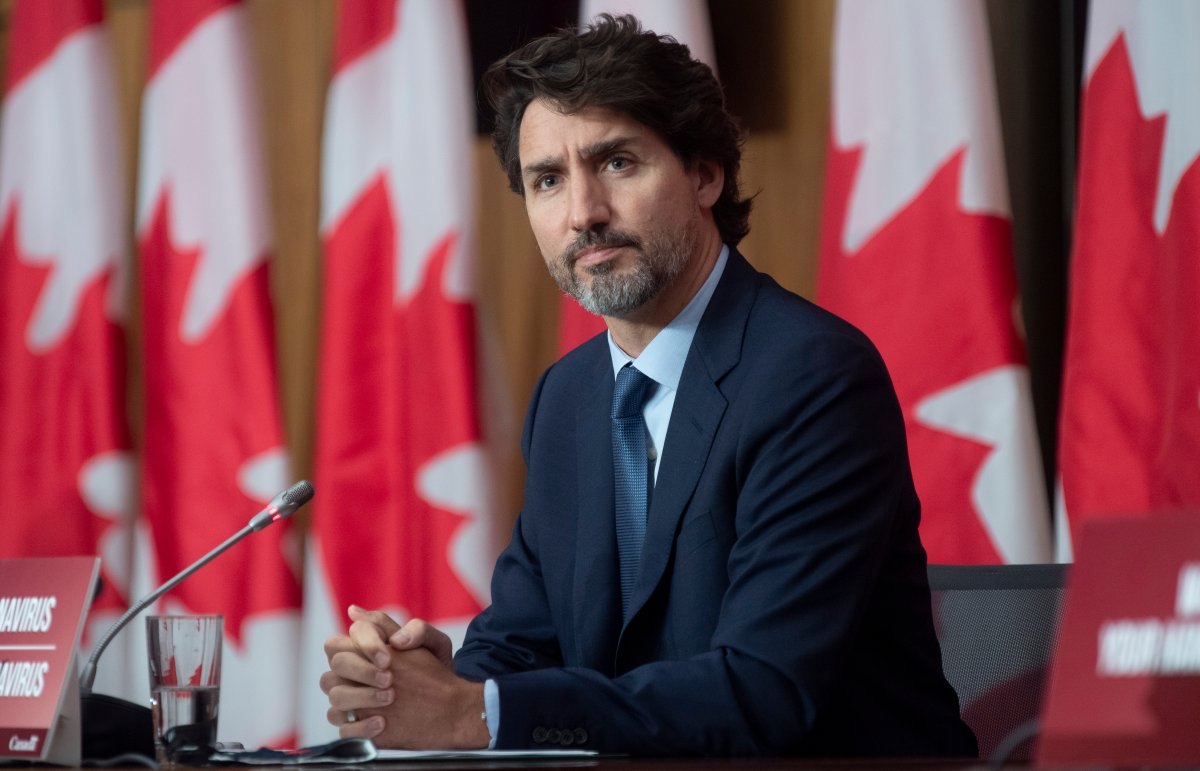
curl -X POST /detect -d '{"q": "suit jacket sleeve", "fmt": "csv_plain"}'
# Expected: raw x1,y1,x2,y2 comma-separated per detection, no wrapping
454,368,567,677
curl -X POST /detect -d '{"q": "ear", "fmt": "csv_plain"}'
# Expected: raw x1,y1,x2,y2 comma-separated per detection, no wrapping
693,157,724,209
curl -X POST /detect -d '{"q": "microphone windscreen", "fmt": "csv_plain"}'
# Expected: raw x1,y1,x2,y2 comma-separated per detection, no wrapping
284,479,314,506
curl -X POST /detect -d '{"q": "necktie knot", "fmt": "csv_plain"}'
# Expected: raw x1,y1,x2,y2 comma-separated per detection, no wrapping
612,365,654,420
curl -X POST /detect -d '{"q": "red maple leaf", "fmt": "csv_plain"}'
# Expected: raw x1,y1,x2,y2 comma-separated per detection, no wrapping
316,174,485,623
1059,35,1200,528
819,143,1027,564
139,193,298,646
0,203,131,617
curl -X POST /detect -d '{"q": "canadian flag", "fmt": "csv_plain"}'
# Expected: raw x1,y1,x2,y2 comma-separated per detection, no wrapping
137,0,300,747
1057,0,1200,558
300,0,496,743
557,0,716,355
0,0,143,697
818,0,1051,564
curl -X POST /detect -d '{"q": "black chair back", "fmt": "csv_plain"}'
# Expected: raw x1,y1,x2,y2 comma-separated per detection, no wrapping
927,563,1068,762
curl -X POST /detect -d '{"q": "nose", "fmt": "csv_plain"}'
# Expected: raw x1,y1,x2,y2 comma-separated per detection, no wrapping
568,174,610,233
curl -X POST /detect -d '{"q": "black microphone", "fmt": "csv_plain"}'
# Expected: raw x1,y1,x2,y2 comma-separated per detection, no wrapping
79,480,314,760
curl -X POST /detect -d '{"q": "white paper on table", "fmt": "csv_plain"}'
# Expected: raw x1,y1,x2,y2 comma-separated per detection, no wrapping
374,748,599,760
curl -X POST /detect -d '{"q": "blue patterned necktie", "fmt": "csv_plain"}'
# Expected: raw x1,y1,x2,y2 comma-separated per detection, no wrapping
612,364,655,619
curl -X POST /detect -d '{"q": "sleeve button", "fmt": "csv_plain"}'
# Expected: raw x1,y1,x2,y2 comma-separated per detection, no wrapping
573,728,589,745
532,726,548,743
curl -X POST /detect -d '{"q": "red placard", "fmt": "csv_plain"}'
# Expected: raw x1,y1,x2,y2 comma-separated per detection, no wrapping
1039,515,1200,765
0,556,98,764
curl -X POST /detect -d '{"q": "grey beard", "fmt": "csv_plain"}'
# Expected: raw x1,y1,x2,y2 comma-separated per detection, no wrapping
573,258,659,316
552,228,692,318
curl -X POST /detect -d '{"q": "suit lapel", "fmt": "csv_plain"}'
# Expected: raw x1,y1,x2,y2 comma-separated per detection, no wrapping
572,349,622,671
626,370,726,623
624,250,759,627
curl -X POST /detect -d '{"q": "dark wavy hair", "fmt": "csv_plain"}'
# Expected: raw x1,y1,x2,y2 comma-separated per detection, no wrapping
482,14,751,245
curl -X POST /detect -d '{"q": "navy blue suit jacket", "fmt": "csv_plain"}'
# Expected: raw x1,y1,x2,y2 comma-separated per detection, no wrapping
454,250,976,757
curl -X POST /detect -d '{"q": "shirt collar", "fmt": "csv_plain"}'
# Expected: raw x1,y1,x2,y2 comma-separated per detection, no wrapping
607,244,730,389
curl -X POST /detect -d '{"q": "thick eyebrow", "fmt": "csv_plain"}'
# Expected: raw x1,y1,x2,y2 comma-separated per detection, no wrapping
521,136,637,183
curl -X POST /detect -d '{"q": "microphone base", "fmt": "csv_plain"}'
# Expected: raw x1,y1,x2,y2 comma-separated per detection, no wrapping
81,692,155,761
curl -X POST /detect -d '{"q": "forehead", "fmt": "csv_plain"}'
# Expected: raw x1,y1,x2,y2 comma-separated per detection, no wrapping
518,99,659,164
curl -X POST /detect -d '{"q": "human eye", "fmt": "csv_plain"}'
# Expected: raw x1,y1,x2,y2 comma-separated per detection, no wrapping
606,156,632,172
534,173,561,192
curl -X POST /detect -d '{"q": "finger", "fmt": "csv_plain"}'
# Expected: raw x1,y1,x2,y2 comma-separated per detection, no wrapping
323,634,357,666
347,605,404,638
389,618,454,666
319,663,391,697
324,706,365,728
347,606,403,669
340,715,384,740
326,682,395,712
324,706,344,727
326,708,384,739
319,670,338,695
329,649,392,688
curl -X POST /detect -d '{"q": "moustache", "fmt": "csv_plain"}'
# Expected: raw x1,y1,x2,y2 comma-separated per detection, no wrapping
562,229,642,266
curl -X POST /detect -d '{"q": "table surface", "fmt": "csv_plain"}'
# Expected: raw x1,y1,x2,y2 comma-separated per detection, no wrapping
366,759,987,771
75,758,990,771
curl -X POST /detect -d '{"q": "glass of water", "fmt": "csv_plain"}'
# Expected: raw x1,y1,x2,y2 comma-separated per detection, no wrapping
146,615,223,765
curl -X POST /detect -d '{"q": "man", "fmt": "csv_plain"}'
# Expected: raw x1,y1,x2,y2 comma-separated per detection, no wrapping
321,15,976,757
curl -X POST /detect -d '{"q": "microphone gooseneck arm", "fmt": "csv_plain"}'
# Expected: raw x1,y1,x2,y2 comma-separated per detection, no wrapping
79,480,314,695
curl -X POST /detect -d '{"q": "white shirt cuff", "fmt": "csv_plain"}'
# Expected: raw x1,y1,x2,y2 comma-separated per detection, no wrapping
483,678,500,749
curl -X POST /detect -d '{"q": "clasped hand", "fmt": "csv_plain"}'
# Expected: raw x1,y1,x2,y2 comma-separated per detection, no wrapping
319,606,488,749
